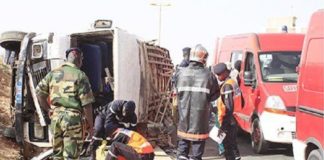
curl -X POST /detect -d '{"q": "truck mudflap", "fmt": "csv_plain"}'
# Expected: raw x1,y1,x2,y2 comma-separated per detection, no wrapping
14,32,36,145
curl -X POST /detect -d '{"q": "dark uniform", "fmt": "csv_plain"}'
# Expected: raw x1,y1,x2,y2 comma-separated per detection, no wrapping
36,62,95,160
90,100,137,159
106,128,154,160
174,61,220,160
214,63,242,160
179,47,191,67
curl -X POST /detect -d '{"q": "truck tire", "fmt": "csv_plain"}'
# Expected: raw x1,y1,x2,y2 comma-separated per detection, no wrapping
251,118,269,154
0,31,26,50
307,149,323,160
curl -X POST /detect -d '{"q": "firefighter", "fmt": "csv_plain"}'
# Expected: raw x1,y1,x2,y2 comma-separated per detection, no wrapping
90,100,137,159
36,48,94,160
213,62,242,160
174,44,220,160
105,128,155,160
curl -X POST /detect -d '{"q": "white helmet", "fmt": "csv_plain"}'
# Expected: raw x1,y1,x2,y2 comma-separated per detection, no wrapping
189,44,208,64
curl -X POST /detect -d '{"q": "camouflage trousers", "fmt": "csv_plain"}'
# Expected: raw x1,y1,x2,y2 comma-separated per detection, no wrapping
51,107,83,160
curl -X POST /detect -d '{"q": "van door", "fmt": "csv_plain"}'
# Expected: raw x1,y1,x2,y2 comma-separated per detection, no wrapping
238,51,259,132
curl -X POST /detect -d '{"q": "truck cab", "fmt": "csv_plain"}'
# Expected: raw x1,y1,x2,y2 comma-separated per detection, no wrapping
213,33,304,153
0,20,174,158
292,9,324,160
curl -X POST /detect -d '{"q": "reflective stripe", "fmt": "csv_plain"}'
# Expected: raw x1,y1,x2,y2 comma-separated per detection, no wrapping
222,90,233,95
110,107,116,114
92,136,103,140
177,86,210,94
179,155,189,160
108,150,118,158
131,123,137,127
119,122,130,128
139,142,151,148
177,130,209,140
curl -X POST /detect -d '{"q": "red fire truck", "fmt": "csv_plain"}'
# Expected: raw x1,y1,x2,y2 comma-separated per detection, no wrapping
213,32,304,153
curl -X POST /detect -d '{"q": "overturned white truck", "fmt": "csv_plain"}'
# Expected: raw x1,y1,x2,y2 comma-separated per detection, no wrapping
0,20,175,158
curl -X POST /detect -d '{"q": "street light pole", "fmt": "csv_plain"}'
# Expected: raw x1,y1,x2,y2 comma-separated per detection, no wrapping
150,2,171,46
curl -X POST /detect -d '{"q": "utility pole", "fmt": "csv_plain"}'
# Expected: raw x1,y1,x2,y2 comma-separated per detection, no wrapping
150,2,171,46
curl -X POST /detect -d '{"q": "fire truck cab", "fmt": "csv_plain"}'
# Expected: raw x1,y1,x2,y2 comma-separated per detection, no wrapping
213,33,304,153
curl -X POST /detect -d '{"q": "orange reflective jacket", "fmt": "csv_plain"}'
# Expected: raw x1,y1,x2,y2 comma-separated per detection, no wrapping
113,128,154,154
217,78,242,125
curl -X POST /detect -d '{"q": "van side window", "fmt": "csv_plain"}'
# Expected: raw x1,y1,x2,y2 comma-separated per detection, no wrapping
244,52,255,76
242,52,256,87
230,51,243,64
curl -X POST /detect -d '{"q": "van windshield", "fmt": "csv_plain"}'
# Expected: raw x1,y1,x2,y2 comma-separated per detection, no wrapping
259,52,301,83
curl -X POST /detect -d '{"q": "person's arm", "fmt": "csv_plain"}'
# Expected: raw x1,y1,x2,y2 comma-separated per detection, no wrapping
209,73,220,101
37,94,51,112
129,114,137,131
78,73,95,135
83,103,93,135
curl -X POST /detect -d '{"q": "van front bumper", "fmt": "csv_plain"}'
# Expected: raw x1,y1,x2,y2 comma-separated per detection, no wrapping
259,111,295,143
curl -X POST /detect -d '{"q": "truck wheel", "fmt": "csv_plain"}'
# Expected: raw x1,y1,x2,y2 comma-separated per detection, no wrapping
307,149,323,160
251,118,269,153
0,31,26,50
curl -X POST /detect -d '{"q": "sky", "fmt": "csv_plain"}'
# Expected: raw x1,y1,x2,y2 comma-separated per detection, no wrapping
0,0,323,65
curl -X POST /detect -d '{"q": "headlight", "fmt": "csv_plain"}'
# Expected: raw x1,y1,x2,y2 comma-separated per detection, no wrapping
32,43,43,59
265,96,286,114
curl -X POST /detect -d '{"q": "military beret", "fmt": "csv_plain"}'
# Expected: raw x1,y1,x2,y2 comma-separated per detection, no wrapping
65,48,82,58
213,62,228,75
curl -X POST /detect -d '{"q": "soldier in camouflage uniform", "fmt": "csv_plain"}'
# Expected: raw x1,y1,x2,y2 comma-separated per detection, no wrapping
36,48,95,160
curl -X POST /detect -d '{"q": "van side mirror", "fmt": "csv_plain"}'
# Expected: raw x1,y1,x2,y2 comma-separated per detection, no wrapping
244,71,255,86
296,66,300,74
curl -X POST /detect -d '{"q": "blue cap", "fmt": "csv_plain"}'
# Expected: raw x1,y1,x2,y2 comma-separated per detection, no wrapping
213,63,228,75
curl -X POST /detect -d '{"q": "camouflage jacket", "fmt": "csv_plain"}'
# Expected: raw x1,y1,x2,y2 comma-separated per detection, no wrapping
36,62,95,110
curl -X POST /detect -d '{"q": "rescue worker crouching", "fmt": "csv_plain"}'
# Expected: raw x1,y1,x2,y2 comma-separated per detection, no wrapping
213,62,242,160
105,128,155,160
90,100,137,159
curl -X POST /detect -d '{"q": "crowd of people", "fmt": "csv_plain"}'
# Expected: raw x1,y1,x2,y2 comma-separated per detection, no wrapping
35,46,244,160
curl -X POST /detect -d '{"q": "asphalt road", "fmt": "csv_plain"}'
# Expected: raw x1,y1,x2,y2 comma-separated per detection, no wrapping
203,131,294,160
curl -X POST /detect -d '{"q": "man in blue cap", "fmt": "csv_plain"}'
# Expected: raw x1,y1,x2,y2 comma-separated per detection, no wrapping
213,62,242,160
179,47,191,67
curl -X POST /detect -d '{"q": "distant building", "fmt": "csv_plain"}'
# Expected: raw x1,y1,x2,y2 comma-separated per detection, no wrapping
266,16,297,33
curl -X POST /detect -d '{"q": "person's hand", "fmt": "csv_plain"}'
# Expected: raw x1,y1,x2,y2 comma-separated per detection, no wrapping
217,128,225,138
86,121,93,137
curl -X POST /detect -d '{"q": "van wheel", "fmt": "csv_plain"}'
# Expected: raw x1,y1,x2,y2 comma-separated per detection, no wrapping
307,149,323,160
251,118,269,153
0,31,26,50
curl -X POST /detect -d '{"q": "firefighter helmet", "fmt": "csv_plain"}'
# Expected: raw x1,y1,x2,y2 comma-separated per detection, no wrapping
189,44,208,64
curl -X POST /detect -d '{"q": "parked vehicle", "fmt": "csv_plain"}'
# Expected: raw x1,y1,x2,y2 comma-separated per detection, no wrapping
213,32,305,153
292,9,324,160
0,20,174,158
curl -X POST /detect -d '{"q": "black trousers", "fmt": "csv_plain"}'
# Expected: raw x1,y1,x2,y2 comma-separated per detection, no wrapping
222,124,240,160
106,142,154,160
90,115,105,159
177,139,206,160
